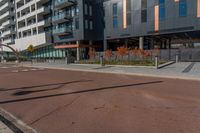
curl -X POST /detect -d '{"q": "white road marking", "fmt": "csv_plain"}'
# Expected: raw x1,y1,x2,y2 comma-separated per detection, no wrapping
21,69,28,72
12,70,19,73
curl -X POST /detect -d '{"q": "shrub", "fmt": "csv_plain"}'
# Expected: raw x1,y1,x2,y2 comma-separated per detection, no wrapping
116,46,128,59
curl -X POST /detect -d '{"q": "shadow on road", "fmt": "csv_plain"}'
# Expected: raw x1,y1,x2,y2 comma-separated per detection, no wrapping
0,80,92,92
0,81,163,104
13,80,93,96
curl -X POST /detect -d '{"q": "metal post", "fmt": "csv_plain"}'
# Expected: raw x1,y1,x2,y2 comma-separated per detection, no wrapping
1,46,4,63
76,41,80,61
104,39,107,51
100,55,104,66
176,54,179,63
155,56,159,69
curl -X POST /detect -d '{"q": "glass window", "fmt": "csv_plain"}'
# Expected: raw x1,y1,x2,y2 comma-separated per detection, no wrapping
84,4,88,15
90,21,93,30
126,0,131,26
113,3,117,16
179,0,187,17
141,0,147,23
75,18,79,30
141,10,147,22
159,0,165,21
113,3,118,28
85,20,88,29
113,17,118,28
89,5,92,16
141,0,147,9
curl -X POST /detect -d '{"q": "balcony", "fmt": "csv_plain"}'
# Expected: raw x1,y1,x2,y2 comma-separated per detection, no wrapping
1,20,15,28
52,12,72,23
1,29,15,37
2,38,15,45
36,0,49,4
53,27,72,35
37,6,51,15
55,0,76,9
0,11,15,21
15,32,52,50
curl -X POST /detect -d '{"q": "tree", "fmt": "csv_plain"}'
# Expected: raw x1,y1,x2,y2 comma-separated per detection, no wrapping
27,45,34,53
27,45,35,62
88,47,96,60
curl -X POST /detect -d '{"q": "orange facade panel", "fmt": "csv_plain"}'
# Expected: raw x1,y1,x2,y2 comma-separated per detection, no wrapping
54,44,79,49
154,5,159,31
198,0,200,17
123,0,127,29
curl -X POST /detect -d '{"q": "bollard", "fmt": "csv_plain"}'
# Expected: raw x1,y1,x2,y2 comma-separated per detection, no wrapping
155,56,159,69
175,54,179,63
65,57,68,64
100,55,104,66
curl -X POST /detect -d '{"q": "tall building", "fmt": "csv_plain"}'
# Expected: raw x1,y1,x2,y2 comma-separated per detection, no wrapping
103,0,200,50
13,0,104,61
0,0,16,51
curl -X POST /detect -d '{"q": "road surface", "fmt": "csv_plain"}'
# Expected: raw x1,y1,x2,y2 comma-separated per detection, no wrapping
0,64,200,133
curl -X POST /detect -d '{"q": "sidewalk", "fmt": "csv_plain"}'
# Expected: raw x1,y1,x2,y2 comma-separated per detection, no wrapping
24,62,200,81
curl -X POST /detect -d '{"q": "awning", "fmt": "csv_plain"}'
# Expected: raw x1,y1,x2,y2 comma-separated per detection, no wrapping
54,44,101,49
54,44,79,49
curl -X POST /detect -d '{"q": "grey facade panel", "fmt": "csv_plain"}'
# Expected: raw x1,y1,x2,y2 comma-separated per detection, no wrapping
104,0,200,40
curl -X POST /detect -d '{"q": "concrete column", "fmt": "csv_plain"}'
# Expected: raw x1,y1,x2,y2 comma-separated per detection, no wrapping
76,41,80,61
104,39,107,51
139,37,144,50
125,40,128,47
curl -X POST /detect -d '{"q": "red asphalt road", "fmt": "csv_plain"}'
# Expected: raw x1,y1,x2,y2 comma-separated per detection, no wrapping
0,66,200,133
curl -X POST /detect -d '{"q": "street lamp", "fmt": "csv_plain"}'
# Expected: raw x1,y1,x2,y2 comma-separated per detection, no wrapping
0,45,4,63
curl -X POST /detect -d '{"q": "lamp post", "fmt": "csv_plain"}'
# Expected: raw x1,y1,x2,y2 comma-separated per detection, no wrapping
0,45,4,63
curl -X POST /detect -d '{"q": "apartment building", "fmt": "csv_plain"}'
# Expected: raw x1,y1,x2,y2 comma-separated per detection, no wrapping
9,0,104,61
0,0,16,51
14,0,55,58
103,0,200,50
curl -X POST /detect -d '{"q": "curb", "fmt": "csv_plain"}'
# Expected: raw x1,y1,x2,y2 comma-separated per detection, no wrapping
0,108,37,133
24,64,200,81
73,63,155,69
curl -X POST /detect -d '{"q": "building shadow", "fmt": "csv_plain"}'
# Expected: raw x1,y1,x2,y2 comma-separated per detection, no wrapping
0,80,92,92
0,81,163,104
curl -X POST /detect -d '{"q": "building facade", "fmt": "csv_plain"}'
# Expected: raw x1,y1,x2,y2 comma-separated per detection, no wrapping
0,0,16,51
1,0,104,61
104,0,200,50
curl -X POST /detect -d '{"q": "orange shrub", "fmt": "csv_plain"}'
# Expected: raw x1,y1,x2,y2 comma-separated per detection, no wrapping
88,48,96,59
105,49,113,59
117,46,128,58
